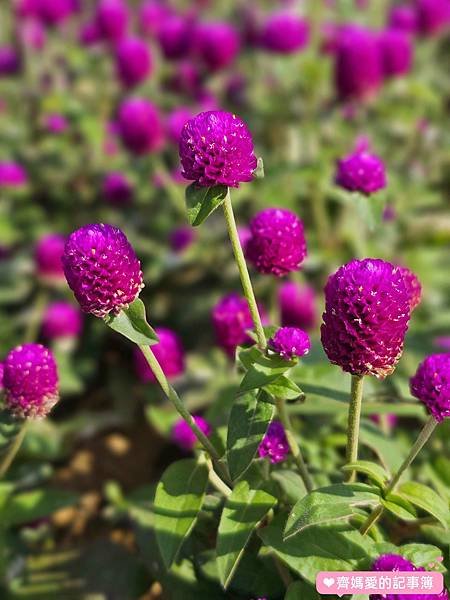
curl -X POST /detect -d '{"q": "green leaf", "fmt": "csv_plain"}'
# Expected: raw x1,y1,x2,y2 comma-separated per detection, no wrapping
400,543,446,571
264,376,305,402
238,347,296,394
104,297,159,346
285,581,320,600
216,469,277,589
341,461,390,489
396,481,450,529
0,410,24,455
381,493,418,521
360,422,407,472
271,469,307,504
185,183,228,226
254,157,265,179
226,389,274,481
154,458,209,569
284,483,381,539
2,488,78,527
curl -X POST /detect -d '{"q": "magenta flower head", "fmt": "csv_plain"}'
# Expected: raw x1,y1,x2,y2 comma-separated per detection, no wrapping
35,0,74,26
388,5,418,34
410,354,450,422
279,281,316,331
139,1,172,38
398,265,422,311
0,161,27,187
117,98,164,155
102,171,133,205
179,111,257,188
96,0,129,42
35,233,65,281
269,327,310,360
134,327,185,383
246,208,307,277
334,25,383,101
42,301,83,340
335,150,386,195
378,29,413,77
260,11,309,54
157,15,192,60
45,113,68,134
166,107,194,144
195,22,241,71
18,19,47,51
169,226,195,253
0,47,21,77
3,344,59,419
212,293,255,357
321,259,411,378
258,421,289,463
172,416,211,451
62,224,144,318
115,37,152,88
416,0,450,36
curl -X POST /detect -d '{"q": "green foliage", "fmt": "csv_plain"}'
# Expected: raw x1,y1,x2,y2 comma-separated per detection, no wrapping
185,184,228,226
104,297,159,346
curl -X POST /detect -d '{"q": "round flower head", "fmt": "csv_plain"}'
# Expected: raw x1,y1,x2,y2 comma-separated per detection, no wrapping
0,161,27,187
166,107,194,144
212,293,255,357
260,11,309,54
117,98,164,155
279,281,316,331
42,301,82,340
115,37,152,88
179,111,257,188
416,0,450,36
78,20,101,46
335,150,386,195
96,0,129,42
102,171,133,205
3,344,59,419
45,113,68,134
35,233,65,280
378,29,413,77
35,0,74,26
0,47,21,77
172,416,211,451
321,259,411,379
410,354,450,422
398,265,422,311
169,226,195,253
195,22,241,71
167,61,202,96
157,15,192,60
388,5,418,34
269,327,310,360
62,223,144,318
134,327,185,383
246,208,307,277
258,421,290,463
139,1,172,38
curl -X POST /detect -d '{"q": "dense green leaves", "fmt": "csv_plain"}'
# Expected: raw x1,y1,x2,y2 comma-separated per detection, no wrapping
185,183,228,226
104,298,159,346
342,461,390,489
237,347,296,394
381,493,418,521
2,488,78,527
285,581,320,600
397,481,450,529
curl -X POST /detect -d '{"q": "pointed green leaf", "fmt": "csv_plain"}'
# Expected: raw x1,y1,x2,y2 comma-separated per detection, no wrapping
104,297,159,346
396,482,449,529
185,183,228,226
381,493,418,521
285,581,320,600
264,376,305,402
2,488,79,527
254,157,264,179
271,469,307,504
238,348,296,394
341,461,390,489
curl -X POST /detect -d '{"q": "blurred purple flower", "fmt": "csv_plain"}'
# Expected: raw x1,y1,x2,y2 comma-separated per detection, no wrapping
258,421,290,463
335,149,386,195
167,61,202,96
195,22,241,71
157,14,193,60
0,161,27,187
96,0,129,42
378,29,413,77
166,106,194,144
388,5,419,34
278,281,316,331
410,354,450,422
42,301,83,340
139,0,173,38
434,336,450,351
169,226,195,253
172,416,211,451
78,20,102,46
35,234,65,280
117,98,164,155
260,11,309,54
45,113,68,134
18,19,46,50
102,171,133,205
115,37,153,88
416,0,450,36
134,327,185,383
0,47,21,77
34,0,74,26
383,204,397,222
269,327,310,360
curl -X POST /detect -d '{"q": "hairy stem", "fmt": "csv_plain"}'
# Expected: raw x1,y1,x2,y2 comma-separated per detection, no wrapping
0,422,28,479
345,375,365,482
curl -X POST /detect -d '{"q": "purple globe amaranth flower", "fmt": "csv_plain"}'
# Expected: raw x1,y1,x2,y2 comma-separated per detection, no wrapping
321,259,411,379
3,344,59,419
102,171,133,205
62,224,144,318
378,29,413,77
260,11,309,54
45,113,68,134
172,416,211,451
278,281,316,331
167,61,202,96
166,107,194,144
410,354,450,422
115,37,153,88
0,161,27,187
258,421,290,463
18,19,46,50
157,14,193,60
195,22,241,71
169,226,195,253
78,20,101,46
35,0,74,26
0,47,21,77
334,25,383,101
134,327,185,383
179,111,257,188
42,301,83,340
246,208,307,277
335,150,386,195
212,293,260,357
139,1,172,38
269,327,310,360
0,362,4,390
398,265,422,311
416,0,450,36
96,0,129,42
388,5,419,34
117,98,164,155
35,233,65,280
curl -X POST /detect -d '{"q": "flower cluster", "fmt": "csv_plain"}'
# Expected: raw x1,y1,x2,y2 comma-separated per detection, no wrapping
258,421,290,463
269,327,310,360
410,353,450,422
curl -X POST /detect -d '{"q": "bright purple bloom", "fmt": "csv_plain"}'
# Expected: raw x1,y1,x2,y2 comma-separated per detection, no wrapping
179,111,257,188
3,344,59,419
0,47,21,77
35,0,74,26
388,5,418,33
62,224,144,318
96,0,129,42
246,208,307,277
398,265,422,311
410,354,450,422
35,234,65,280
195,22,241,71
258,421,290,463
335,150,386,195
42,301,83,340
134,327,185,383
260,12,309,54
321,259,411,379
166,107,194,144
0,161,27,187
378,29,413,77
278,281,316,331
45,113,68,134
117,98,164,155
416,0,450,36
212,293,256,357
102,171,133,205
269,327,310,360
115,37,152,88
157,15,192,60
169,226,195,253
139,1,172,37
172,416,211,451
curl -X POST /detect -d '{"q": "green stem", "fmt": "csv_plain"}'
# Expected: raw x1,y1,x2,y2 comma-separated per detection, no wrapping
138,345,232,486
360,415,438,535
345,375,365,483
206,458,232,497
276,397,314,493
222,190,267,351
0,422,28,479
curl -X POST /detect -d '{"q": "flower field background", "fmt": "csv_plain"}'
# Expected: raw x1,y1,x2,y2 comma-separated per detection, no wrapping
0,1,449,599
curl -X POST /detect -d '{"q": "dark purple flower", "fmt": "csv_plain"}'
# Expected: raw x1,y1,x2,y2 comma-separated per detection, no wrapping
398,265,422,311
115,37,152,88
0,161,27,187
157,15,192,60
378,29,413,77
434,337,450,351
172,416,211,451
335,150,386,195
62,224,144,318
169,226,195,253
0,47,21,77
410,354,450,422
246,208,307,277
167,61,202,96
278,281,316,330
269,327,310,360
35,234,65,280
195,22,241,71
388,5,418,34
260,11,309,54
96,0,129,42
102,171,133,205
166,107,194,144
258,421,290,463
139,1,172,37
370,413,399,429
383,204,397,222
3,344,59,419
45,113,68,134
78,20,101,46
179,110,257,188
42,301,83,339
117,98,164,155
35,0,74,26
134,327,185,383
416,0,450,36
321,259,411,378
212,293,256,357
